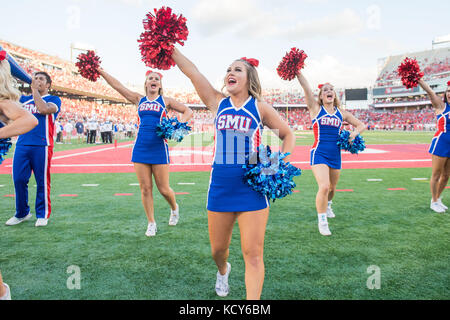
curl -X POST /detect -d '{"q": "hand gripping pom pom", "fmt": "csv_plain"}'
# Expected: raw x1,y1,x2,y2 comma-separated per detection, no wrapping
397,57,424,89
243,145,302,202
0,138,12,165
75,50,102,82
337,130,366,154
138,6,189,70
277,47,308,81
156,117,192,142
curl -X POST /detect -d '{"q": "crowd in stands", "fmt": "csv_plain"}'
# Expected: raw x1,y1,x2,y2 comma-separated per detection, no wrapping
1,40,123,99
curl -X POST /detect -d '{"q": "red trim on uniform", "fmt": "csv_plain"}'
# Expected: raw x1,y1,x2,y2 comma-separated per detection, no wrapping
45,146,53,219
47,114,55,148
312,122,319,149
434,116,445,137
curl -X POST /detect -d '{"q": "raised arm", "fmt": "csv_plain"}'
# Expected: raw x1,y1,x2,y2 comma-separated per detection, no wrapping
99,69,142,105
0,100,38,139
259,101,296,161
418,79,445,113
164,97,194,123
296,72,320,116
172,47,224,112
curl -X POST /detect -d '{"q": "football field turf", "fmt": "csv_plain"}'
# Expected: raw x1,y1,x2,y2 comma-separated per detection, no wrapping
1,166,448,300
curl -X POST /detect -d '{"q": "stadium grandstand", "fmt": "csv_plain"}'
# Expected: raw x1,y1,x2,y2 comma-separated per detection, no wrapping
1,39,448,136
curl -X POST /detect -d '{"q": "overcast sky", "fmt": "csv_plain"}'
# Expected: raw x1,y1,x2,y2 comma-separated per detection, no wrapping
1,0,448,91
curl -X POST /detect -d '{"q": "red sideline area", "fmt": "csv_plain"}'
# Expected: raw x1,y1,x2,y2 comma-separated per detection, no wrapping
0,142,432,174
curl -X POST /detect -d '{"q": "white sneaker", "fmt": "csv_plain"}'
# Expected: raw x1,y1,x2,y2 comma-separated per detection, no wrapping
318,222,332,236
169,204,179,226
35,218,48,227
215,262,231,297
437,198,448,210
326,207,335,218
0,283,11,300
5,213,32,226
145,222,157,237
430,201,446,213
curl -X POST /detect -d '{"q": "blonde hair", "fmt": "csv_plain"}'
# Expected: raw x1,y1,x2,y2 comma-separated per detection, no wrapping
222,59,262,101
317,84,341,110
0,60,21,102
145,72,163,96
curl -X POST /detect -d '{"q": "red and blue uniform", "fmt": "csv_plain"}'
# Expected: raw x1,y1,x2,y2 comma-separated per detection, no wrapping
131,95,169,164
310,106,344,170
207,96,269,212
429,103,450,158
13,94,61,219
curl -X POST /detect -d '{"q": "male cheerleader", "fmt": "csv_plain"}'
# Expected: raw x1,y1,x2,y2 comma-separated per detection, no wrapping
5,72,61,227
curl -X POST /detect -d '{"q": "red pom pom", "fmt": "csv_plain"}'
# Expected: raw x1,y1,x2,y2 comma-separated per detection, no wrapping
75,50,101,82
138,6,189,70
277,48,308,81
0,50,7,61
447,80,450,86
397,57,424,89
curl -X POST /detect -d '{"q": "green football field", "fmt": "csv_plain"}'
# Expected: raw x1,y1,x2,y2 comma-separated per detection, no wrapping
0,131,448,300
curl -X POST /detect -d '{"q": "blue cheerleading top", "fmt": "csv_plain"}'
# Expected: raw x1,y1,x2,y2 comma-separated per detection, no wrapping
137,95,168,132
429,102,450,158
213,96,263,167
311,105,344,146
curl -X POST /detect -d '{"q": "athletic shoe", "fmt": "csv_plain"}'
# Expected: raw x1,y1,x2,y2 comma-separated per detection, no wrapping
35,218,48,227
437,198,448,210
0,283,11,300
145,222,157,237
5,214,32,226
168,204,179,226
215,262,231,297
430,201,446,213
326,206,335,218
318,222,332,236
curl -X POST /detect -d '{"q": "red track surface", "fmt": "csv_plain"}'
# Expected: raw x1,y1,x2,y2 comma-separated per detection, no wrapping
0,142,432,174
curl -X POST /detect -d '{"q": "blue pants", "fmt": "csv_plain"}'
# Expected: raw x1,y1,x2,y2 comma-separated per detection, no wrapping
12,145,53,219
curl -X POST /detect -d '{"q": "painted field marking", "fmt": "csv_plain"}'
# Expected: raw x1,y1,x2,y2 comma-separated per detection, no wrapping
178,182,195,185
445,186,450,189
175,192,190,195
129,183,140,186
82,184,99,187
388,188,407,191
0,185,4,187
59,194,78,197
411,178,428,181
337,189,354,192
3,194,14,197
52,143,134,160
114,193,134,196
367,179,383,182
293,190,300,193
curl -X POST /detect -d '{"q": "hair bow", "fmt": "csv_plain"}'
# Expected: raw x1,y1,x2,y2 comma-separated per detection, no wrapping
146,70,163,79
318,83,332,89
240,57,259,68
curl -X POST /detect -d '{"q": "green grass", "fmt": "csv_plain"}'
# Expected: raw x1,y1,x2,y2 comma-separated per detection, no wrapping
0,168,448,300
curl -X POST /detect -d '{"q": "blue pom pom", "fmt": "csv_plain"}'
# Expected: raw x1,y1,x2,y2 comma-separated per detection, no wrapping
0,138,12,165
337,130,366,154
156,117,192,142
242,145,302,202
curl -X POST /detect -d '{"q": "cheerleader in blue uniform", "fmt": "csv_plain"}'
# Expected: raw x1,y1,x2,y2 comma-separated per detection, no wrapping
172,48,295,300
296,71,366,236
99,68,193,236
418,79,450,213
